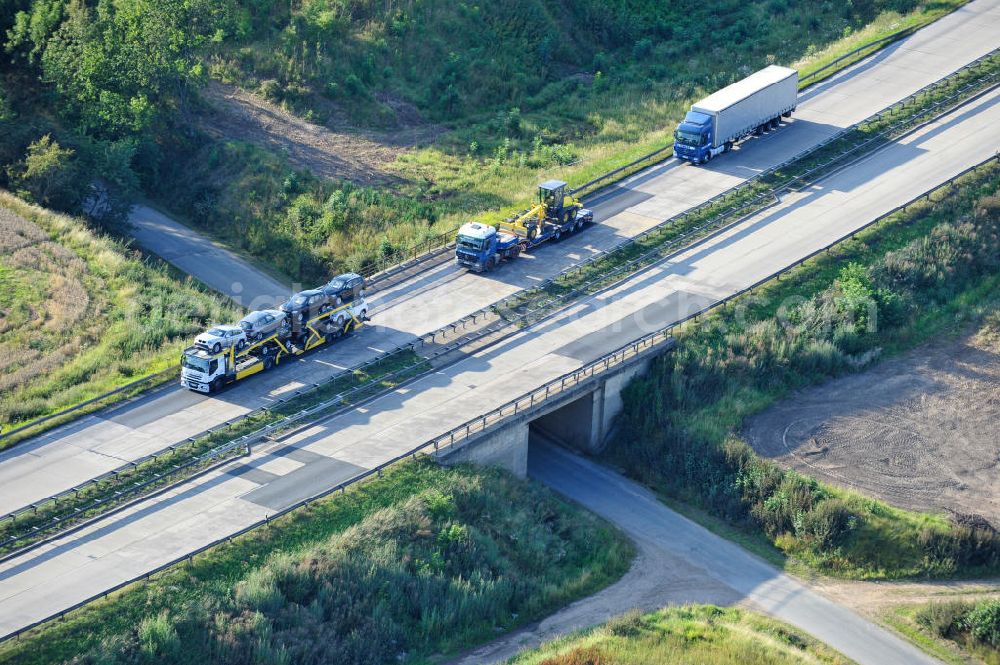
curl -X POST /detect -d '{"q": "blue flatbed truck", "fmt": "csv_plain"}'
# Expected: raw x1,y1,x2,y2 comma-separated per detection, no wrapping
455,180,593,272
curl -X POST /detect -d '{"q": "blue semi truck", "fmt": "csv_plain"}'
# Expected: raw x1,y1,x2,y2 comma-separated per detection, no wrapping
456,180,593,272
674,65,798,164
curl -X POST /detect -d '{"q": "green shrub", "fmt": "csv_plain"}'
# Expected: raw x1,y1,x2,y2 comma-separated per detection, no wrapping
963,600,1000,648
137,611,180,658
916,600,968,639
915,598,1000,656
799,499,855,550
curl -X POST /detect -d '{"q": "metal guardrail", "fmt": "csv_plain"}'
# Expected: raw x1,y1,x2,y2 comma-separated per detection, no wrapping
437,155,1000,456
341,24,941,284
0,22,937,445
506,47,1000,313
4,44,996,556
565,23,933,200
5,151,996,644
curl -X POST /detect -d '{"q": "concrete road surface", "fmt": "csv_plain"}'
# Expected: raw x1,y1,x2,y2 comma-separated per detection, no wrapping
446,442,937,665
128,204,291,308
1,79,998,640
3,0,998,519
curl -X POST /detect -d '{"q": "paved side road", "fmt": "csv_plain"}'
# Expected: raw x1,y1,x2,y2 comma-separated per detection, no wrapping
450,440,938,665
128,204,291,308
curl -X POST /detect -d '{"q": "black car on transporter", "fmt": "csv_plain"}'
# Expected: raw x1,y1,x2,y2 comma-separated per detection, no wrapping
279,288,331,330
320,272,366,305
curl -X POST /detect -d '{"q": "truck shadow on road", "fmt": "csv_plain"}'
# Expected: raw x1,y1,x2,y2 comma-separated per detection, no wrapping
695,118,845,181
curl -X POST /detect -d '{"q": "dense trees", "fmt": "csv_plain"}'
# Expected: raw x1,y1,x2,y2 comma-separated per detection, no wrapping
0,0,238,220
6,134,81,208
6,0,234,135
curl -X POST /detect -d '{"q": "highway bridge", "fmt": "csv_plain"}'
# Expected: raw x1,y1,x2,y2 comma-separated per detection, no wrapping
1,1,999,659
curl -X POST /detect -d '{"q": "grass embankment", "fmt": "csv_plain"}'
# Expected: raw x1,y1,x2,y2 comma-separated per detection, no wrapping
0,192,238,441
608,161,1000,580
158,0,966,282
507,606,854,665
0,462,633,665
888,598,1000,665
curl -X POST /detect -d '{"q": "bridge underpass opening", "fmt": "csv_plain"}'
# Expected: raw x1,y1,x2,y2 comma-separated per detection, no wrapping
529,388,605,456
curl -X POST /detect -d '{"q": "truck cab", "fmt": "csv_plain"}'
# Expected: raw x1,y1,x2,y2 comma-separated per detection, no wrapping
455,222,522,272
180,345,271,394
673,111,714,164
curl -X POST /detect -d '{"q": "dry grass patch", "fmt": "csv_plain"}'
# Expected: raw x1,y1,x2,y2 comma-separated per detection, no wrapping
0,192,239,440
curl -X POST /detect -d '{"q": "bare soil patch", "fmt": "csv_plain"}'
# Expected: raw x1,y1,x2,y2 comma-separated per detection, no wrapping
745,325,1000,527
197,82,444,186
812,577,1000,616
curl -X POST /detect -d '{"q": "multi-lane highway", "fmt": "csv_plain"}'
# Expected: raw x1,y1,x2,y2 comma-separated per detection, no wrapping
2,45,1000,640
2,0,997,520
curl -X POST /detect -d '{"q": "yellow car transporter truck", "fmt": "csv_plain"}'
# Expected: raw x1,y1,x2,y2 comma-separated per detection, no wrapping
180,297,368,394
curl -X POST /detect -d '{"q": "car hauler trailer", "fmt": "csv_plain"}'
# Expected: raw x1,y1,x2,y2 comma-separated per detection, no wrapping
180,297,368,393
673,65,798,164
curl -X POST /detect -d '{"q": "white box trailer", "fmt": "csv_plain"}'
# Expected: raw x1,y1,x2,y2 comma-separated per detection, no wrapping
674,65,798,164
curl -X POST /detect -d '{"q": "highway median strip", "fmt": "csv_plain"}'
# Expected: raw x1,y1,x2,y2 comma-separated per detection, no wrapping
0,350,425,560
0,25,972,451
1,13,977,455
4,150,998,646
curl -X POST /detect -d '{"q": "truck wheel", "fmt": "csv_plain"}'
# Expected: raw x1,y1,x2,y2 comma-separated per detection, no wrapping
724,141,733,153
264,356,274,370
210,377,222,393
485,256,496,271
554,230,562,241
575,220,583,232
703,152,712,164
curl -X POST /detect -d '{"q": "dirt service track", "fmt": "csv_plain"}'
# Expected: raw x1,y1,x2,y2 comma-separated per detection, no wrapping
745,322,1000,526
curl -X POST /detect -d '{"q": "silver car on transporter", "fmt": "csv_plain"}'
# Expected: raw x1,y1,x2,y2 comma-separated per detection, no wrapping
238,309,289,341
194,324,247,354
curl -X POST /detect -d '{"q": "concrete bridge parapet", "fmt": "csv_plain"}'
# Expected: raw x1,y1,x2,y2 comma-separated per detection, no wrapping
438,340,672,476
